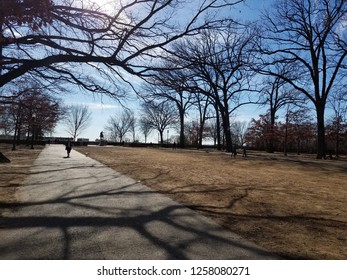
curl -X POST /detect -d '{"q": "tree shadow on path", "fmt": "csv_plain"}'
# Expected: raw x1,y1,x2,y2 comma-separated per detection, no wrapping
0,146,277,260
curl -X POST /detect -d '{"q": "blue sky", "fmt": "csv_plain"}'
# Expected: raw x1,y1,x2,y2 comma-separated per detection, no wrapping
53,0,273,142
54,92,138,141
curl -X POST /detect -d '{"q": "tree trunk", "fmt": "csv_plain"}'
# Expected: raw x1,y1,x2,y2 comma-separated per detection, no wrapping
12,127,17,151
219,97,232,152
267,109,276,153
296,138,301,155
159,130,164,146
179,108,185,148
13,117,19,150
316,105,326,159
16,126,21,144
198,121,204,149
223,123,232,152
0,152,11,163
215,108,222,150
284,114,288,156
221,111,232,152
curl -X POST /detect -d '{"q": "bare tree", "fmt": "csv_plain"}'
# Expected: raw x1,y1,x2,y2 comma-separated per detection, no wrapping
173,23,258,152
140,64,194,148
192,90,214,148
139,118,153,144
130,114,137,143
326,90,347,157
258,0,347,159
231,120,248,147
284,108,315,155
64,105,92,141
260,69,304,152
3,85,61,145
141,101,178,145
105,109,135,142
1,0,243,95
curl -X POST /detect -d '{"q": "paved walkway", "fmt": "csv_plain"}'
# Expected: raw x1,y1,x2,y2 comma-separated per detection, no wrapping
0,145,277,259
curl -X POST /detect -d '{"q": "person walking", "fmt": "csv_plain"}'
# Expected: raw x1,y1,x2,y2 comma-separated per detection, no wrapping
65,139,72,158
242,143,247,157
231,144,237,158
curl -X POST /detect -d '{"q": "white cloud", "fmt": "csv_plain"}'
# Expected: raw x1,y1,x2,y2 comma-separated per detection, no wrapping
65,101,120,110
89,103,120,110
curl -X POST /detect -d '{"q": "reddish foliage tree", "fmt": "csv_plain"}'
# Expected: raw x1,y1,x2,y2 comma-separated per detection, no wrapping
0,0,53,30
2,86,62,149
326,116,347,158
245,114,280,152
258,0,347,159
245,110,316,154
278,108,316,155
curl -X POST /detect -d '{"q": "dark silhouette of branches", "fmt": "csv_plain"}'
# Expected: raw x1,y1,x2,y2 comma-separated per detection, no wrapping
257,0,347,158
1,0,243,99
64,105,92,141
141,100,178,145
105,109,135,143
169,22,259,152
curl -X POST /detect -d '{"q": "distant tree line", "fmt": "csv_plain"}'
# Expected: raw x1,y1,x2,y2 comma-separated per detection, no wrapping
0,79,63,150
0,80,93,147
245,110,347,157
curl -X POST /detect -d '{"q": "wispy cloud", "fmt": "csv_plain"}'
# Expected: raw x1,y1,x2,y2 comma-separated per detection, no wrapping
66,101,120,110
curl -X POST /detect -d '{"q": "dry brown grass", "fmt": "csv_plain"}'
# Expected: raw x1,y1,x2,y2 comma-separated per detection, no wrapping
0,144,43,216
76,146,347,260
1,143,346,259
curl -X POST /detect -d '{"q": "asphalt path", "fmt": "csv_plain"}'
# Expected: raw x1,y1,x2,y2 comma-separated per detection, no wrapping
0,145,278,259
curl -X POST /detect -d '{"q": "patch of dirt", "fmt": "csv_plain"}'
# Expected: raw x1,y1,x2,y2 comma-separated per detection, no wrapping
0,144,43,216
76,146,347,259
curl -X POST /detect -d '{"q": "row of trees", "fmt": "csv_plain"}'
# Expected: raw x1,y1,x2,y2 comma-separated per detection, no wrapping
103,101,346,157
0,0,242,151
1,0,347,158
137,23,257,151
0,81,62,149
0,78,93,148
135,0,347,158
246,110,347,157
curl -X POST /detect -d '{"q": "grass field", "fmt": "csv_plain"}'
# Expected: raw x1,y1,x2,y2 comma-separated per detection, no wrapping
76,146,347,259
0,144,43,216
1,143,346,259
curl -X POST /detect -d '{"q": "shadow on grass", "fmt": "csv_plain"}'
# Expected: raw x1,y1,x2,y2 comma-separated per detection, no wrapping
0,162,276,260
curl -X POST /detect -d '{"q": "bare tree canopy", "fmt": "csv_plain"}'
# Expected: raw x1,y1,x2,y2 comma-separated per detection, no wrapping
139,117,153,144
258,0,347,158
259,67,305,152
140,65,194,148
327,90,347,157
141,100,178,145
231,120,248,147
64,104,92,141
170,22,258,151
0,0,243,97
105,109,135,142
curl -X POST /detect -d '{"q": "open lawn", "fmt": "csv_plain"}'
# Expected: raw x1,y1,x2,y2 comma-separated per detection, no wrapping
76,146,347,259
1,144,346,259
0,144,43,216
